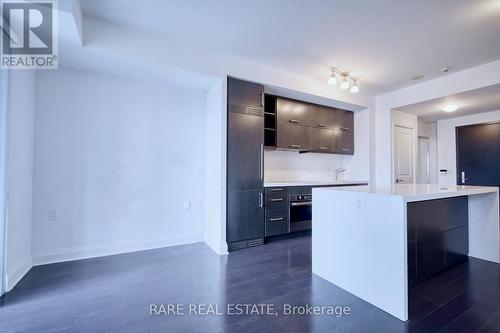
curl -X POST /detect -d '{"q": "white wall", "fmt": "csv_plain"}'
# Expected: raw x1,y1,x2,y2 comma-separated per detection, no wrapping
437,109,500,186
204,79,228,254
0,70,7,295
5,70,35,291
31,68,207,265
343,108,371,182
264,150,343,182
375,59,500,186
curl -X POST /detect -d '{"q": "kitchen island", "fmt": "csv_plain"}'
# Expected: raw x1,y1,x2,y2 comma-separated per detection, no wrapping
312,184,499,321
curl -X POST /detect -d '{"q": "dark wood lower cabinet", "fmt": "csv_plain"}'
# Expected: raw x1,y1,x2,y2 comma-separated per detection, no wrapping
264,187,288,237
407,196,469,286
227,189,264,250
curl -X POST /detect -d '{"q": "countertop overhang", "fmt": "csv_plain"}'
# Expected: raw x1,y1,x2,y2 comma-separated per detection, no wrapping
263,180,368,188
315,183,499,202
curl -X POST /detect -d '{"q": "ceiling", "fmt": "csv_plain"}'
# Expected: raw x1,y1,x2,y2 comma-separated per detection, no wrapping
394,83,500,122
80,0,500,94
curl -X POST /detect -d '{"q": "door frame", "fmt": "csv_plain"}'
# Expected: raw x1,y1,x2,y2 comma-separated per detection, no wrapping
0,69,10,297
417,136,430,184
391,122,416,184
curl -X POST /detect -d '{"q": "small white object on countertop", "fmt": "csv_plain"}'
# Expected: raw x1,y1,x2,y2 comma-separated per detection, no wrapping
263,180,368,187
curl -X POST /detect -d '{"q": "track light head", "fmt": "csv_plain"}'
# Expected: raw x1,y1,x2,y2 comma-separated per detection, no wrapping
340,76,349,90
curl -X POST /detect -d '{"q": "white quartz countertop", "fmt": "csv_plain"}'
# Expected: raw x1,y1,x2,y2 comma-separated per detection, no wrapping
263,180,368,188
316,183,499,202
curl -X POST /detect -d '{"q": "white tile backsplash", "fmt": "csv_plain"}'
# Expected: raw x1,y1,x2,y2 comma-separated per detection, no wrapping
264,150,344,182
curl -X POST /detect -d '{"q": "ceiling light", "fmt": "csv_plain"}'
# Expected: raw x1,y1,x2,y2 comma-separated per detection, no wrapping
328,67,360,93
327,72,337,85
350,81,359,93
340,77,349,90
441,104,459,112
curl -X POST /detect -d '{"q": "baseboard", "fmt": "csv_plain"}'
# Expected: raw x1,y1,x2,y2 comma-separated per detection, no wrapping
6,257,32,292
203,237,228,255
32,236,203,266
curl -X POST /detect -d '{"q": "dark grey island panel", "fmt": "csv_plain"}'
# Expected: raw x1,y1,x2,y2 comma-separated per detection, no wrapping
407,196,469,286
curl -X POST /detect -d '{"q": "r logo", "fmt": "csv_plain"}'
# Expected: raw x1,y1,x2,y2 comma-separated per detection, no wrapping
2,2,53,54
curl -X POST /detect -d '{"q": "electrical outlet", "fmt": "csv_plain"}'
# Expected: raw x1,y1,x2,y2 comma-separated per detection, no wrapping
355,200,365,213
49,209,60,221
183,201,191,210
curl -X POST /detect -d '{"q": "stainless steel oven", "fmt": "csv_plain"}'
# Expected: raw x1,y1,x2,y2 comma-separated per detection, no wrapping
289,194,312,232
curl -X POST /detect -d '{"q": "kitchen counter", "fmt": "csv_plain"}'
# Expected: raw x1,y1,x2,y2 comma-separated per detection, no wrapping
323,183,498,201
263,180,368,187
312,183,499,321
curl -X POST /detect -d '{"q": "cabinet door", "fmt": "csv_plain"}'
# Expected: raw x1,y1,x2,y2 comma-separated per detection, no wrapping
228,77,264,115
276,121,309,150
417,233,445,281
333,129,354,154
310,105,336,128
445,226,468,267
227,112,264,191
227,189,264,242
309,127,334,152
335,109,354,131
276,98,310,126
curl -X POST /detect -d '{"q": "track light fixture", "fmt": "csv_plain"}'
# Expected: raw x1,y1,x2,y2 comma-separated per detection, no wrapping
327,67,360,93
328,72,337,85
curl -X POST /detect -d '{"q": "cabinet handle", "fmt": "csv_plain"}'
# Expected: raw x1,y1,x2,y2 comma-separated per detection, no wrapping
289,144,300,149
319,146,328,150
288,119,300,124
270,198,284,202
270,188,284,192
261,92,264,108
318,123,327,128
269,217,284,222
260,143,264,180
340,127,349,131
259,193,263,207
340,148,350,151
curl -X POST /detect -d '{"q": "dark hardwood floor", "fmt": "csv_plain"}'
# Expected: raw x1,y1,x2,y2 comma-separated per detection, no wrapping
0,236,499,332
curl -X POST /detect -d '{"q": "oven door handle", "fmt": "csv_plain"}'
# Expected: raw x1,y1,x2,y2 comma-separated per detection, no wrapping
290,201,312,207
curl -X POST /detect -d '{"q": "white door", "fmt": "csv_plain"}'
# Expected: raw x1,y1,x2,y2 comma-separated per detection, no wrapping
394,125,415,184
417,137,430,184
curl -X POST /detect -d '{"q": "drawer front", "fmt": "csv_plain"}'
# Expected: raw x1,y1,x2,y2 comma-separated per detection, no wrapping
265,214,288,236
265,187,287,200
266,197,287,210
265,201,288,237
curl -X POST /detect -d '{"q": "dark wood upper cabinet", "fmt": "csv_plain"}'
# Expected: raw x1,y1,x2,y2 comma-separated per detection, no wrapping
227,77,264,115
335,109,354,131
272,96,354,155
310,127,334,152
334,129,354,154
276,98,310,126
276,121,309,150
310,105,336,129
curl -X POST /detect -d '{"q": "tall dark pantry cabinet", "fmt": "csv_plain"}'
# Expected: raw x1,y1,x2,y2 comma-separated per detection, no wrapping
226,77,265,251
